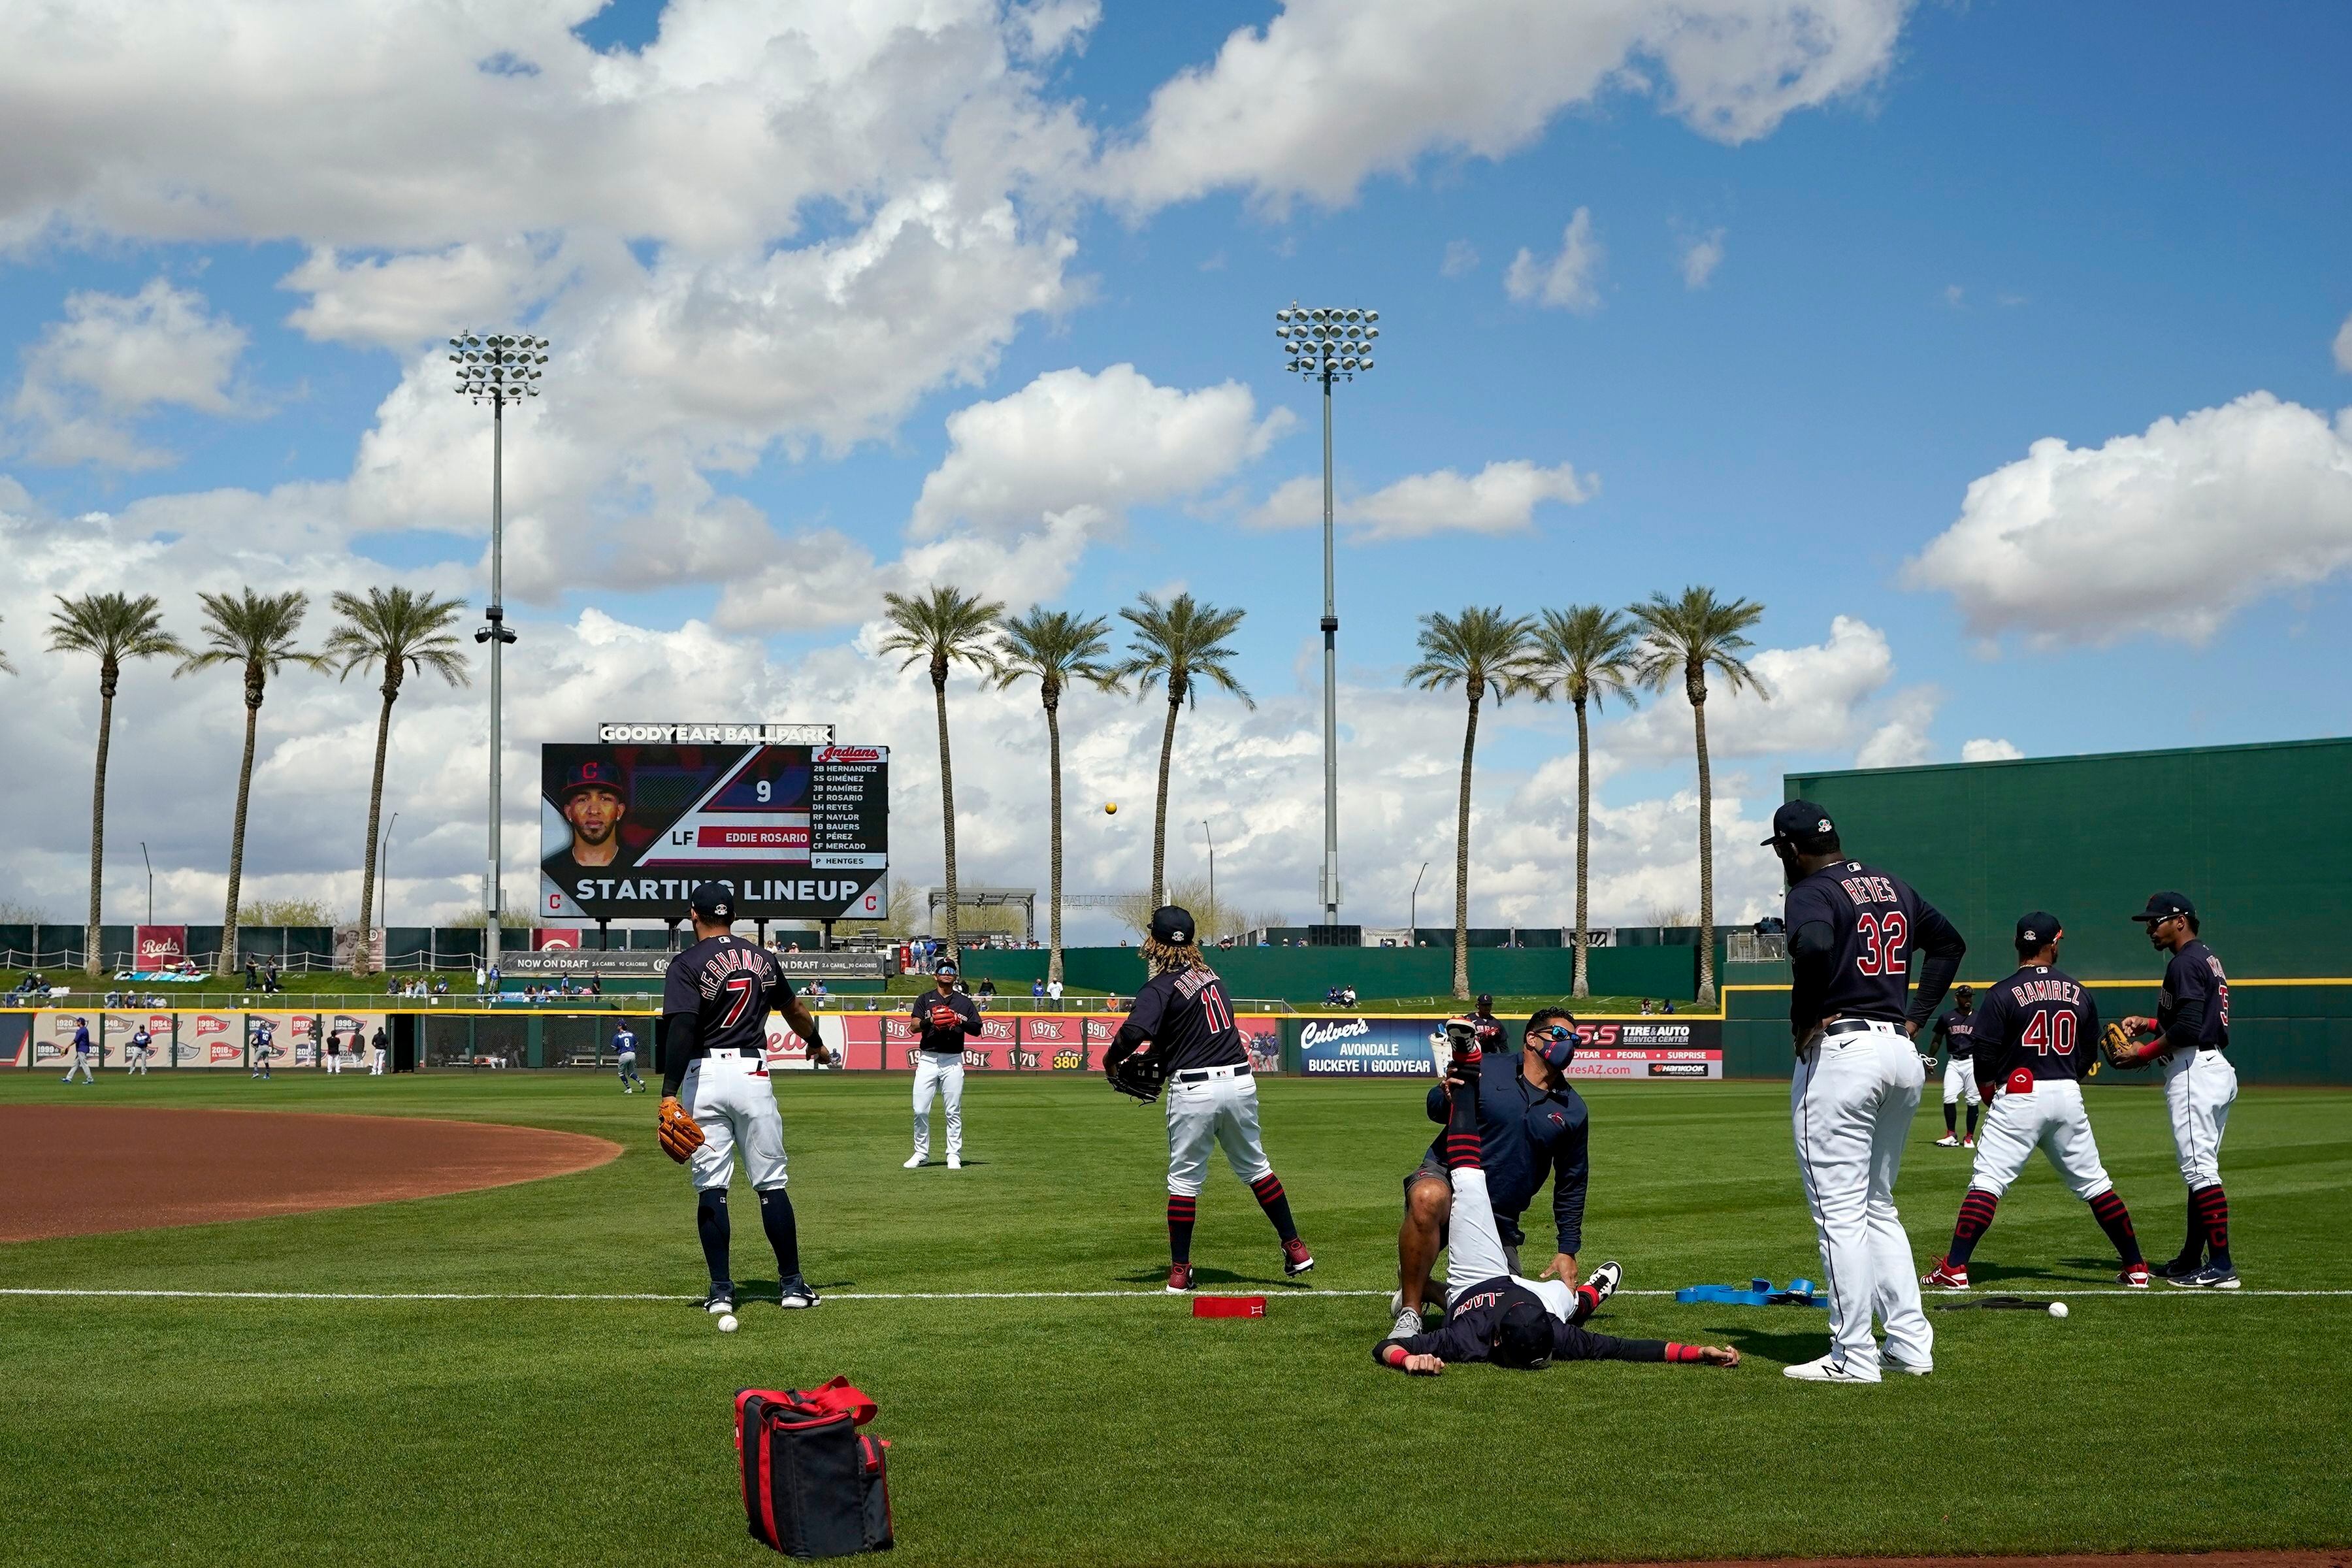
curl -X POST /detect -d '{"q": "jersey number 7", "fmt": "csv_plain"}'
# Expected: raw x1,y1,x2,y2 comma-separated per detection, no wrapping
721,974,756,1028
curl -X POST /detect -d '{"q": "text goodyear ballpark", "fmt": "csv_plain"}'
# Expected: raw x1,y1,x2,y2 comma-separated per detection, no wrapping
598,723,834,745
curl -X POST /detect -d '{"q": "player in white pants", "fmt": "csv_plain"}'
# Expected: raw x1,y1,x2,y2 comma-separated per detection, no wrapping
126,1025,154,1075
904,962,979,1169
2123,892,2241,1288
1929,986,1981,1147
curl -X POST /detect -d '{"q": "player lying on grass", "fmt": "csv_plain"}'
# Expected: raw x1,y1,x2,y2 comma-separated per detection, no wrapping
1373,1035,1740,1375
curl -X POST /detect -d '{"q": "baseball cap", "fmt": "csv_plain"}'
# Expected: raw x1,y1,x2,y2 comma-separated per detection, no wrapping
934,958,958,977
1475,992,1494,1009
1492,1298,1556,1370
687,881,735,921
2131,891,2197,924
559,757,626,800
2016,911,2062,948
1149,905,1194,944
1761,800,1838,852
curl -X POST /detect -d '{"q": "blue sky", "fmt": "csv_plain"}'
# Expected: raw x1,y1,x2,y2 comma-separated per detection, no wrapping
2,1,2347,936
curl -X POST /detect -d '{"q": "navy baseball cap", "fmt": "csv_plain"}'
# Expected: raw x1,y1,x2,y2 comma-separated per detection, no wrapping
2131,892,2196,924
1149,905,1194,944
559,757,626,800
1761,800,1838,852
1492,1299,1555,1370
933,958,958,977
2016,911,2062,948
688,881,735,921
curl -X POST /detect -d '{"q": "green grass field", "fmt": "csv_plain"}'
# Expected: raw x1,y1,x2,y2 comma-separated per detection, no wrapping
2,1070,2345,1568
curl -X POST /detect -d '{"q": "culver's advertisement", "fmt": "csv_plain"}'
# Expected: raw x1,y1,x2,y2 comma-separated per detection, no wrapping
1297,1017,1445,1076
1296,1015,1723,1079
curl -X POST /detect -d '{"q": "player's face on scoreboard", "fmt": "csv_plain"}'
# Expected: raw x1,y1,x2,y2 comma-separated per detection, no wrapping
564,787,626,859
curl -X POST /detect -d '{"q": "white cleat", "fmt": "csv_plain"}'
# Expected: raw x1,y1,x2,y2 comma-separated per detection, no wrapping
902,1154,926,1169
946,1154,962,1170
1884,1354,1933,1377
1933,1134,1959,1147
1784,1355,1881,1384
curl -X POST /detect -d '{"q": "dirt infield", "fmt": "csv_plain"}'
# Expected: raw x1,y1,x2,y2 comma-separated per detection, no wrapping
0,1105,620,1242
1530,1557,2347,1568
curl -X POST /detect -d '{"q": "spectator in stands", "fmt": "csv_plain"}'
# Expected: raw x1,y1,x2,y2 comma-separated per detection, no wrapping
1639,998,1654,1015
263,958,282,993
433,977,449,996
1033,977,1047,1004
245,958,261,989
1339,983,1359,1007
1660,998,1676,1015
1047,976,1063,1004
977,977,996,1009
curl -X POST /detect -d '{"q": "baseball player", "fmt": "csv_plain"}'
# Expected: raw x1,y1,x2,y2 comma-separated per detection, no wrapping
1392,1009,1590,1341
1929,985,1982,1147
250,1019,276,1079
61,1017,95,1084
370,1025,388,1075
1922,913,2151,1290
2119,892,2240,1288
1104,906,1314,1292
1767,800,1965,1384
613,1022,644,1093
904,960,981,1169
325,1029,344,1073
1375,1037,1738,1375
126,1022,154,1075
655,883,831,1315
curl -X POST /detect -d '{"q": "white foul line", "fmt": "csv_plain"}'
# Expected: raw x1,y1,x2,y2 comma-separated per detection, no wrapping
2,1286,2347,1305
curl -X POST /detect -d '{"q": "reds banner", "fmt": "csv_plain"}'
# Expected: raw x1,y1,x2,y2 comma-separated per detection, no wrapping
134,925,189,966
531,928,583,951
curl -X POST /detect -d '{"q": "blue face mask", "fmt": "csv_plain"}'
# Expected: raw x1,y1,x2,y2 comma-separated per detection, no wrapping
1537,1024,1578,1071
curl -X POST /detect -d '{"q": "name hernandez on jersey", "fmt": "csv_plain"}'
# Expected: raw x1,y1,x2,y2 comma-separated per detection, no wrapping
662,936,793,1062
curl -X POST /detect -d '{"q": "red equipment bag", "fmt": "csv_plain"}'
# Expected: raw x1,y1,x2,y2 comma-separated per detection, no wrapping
734,1377,893,1558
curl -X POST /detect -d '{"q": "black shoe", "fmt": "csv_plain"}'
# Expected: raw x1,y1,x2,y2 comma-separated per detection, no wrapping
702,1288,736,1315
1573,1260,1622,1324
2159,1254,2204,1281
777,1276,820,1310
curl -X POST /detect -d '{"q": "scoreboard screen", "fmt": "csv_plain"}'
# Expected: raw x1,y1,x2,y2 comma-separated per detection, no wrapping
539,742,888,923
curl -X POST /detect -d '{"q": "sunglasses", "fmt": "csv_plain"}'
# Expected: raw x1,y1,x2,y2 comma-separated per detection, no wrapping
1541,1025,1574,1041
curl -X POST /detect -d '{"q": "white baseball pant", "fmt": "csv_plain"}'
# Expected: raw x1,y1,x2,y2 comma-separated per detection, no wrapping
1942,1056,1980,1107
679,1053,789,1192
127,1047,150,1076
1164,1066,1272,1196
370,1047,385,1075
1441,1164,1580,1322
1967,1078,2111,1200
64,1052,94,1083
911,1049,964,1159
2163,1049,2238,1188
1791,1021,1933,1378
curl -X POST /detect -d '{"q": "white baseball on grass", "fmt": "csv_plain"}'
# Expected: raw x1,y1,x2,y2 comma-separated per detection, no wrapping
2048,1301,2068,1319
719,1313,739,1333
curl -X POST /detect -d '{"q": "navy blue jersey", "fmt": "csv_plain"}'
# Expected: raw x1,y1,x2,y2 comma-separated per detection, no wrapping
1376,1277,1668,1367
661,935,792,1059
1931,1005,1977,1060
1424,1055,1590,1255
1113,963,1247,1073
612,1026,636,1054
2158,939,2230,1051
1782,860,1966,1034
1972,965,2100,1084
908,988,983,1053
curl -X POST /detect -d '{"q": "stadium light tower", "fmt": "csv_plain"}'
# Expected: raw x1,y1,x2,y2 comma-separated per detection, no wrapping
449,330,547,976
1274,302,1378,934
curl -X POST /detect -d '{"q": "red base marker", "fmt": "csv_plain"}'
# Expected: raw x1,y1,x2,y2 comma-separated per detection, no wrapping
1192,1296,1267,1318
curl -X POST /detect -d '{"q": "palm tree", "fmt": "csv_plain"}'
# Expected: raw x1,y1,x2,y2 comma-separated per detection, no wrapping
1629,587,1769,1007
321,587,468,977
1114,593,1251,907
178,591,322,976
48,594,186,974
879,586,1004,962
1533,606,1641,998
993,608,1123,987
1407,608,1543,1001
0,610,14,674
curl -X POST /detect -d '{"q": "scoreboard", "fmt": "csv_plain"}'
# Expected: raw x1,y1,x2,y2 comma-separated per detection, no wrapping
539,740,889,923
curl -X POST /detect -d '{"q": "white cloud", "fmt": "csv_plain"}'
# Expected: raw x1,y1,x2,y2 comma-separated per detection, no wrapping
1441,239,1479,278
1960,737,2023,762
1680,227,1725,289
1505,208,1603,312
282,240,570,350
2334,312,2352,373
1905,393,2352,645
1097,0,1906,210
9,279,251,468
1248,459,1593,540
1855,686,1938,768
1614,615,1897,760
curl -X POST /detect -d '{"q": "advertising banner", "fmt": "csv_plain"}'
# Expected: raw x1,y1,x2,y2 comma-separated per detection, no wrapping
1017,1013,1100,1071
33,1011,95,1069
323,1012,387,1066
1563,1047,1724,1080
531,928,583,951
538,740,888,923
247,1012,316,1070
1296,1016,1445,1077
833,1014,889,1072
180,1011,244,1068
134,924,189,967
331,924,387,972
105,1011,172,1065
0,1013,27,1068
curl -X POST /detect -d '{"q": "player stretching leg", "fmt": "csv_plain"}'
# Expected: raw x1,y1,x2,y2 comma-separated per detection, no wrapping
1104,906,1313,1291
1929,986,1981,1147
1768,801,1965,1384
654,883,832,1315
904,961,979,1169
1375,1036,1737,1375
1923,914,2149,1290
613,1022,643,1093
2121,893,2240,1289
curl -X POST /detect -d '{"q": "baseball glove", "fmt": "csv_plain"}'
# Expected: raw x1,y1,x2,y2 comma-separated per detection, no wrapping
2099,1021,2159,1071
927,1003,962,1030
657,1096,706,1162
1103,1039,1166,1104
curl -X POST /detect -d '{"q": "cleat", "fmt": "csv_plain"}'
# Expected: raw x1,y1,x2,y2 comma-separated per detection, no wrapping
1963,1137,1976,1148
702,1289,736,1315
2117,1262,2151,1288
902,1154,926,1169
1934,1134,1959,1147
2159,1254,2204,1281
1282,1237,1315,1277
1884,1354,1933,1377
1784,1354,1880,1384
1921,1259,1970,1291
1578,1260,1623,1322
946,1154,962,1170
1166,1262,1194,1294
2168,1263,2240,1290
777,1276,820,1310
1390,1306,1423,1339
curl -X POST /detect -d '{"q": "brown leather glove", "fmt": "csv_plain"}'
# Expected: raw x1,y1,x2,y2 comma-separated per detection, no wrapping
657,1096,706,1162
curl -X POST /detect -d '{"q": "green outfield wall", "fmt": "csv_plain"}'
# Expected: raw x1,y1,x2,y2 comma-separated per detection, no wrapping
951,943,1704,1003
1786,736,2351,980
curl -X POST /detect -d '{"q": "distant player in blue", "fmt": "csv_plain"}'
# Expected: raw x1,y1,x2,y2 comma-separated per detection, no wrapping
127,1023,155,1075
251,1020,276,1080
61,1017,95,1084
614,1023,644,1093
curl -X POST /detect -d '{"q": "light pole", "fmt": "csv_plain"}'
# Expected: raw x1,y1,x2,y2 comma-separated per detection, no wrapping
1275,302,1379,937
449,331,547,980
379,813,398,934
139,841,152,926
1409,860,1427,945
